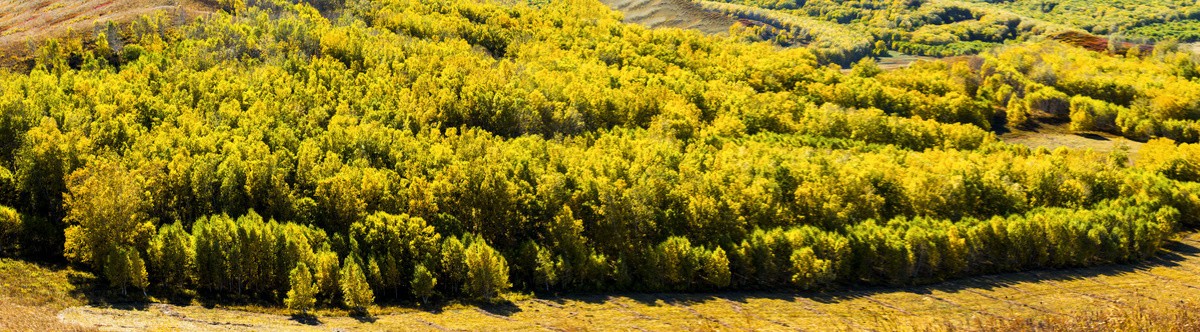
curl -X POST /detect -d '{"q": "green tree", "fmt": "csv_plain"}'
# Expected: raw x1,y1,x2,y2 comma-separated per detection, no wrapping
702,247,732,288
440,236,467,294
105,246,148,296
463,239,510,300
366,255,383,292
534,244,559,291
313,247,341,301
655,237,698,290
340,256,375,315
411,264,436,304
1007,97,1029,129
790,247,834,290
286,262,317,316
149,221,194,286
0,206,20,256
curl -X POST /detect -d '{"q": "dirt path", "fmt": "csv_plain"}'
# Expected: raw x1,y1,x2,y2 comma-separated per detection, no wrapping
56,232,1200,331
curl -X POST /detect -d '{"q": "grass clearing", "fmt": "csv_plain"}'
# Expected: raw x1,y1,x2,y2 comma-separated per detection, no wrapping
999,121,1143,159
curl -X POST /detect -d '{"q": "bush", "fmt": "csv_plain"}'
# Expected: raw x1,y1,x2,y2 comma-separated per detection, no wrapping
0,207,19,256
1026,87,1071,119
1069,96,1123,133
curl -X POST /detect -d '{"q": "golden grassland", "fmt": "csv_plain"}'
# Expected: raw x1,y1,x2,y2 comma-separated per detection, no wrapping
0,232,1193,331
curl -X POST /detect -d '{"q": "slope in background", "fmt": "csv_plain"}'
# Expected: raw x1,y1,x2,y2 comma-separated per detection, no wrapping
596,0,739,35
0,0,217,69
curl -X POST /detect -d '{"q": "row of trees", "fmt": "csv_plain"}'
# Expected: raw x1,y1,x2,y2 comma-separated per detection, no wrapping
89,193,1179,313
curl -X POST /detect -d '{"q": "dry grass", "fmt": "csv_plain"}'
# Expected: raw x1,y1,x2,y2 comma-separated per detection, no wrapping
1000,121,1143,159
0,258,97,331
596,0,739,35
940,300,1200,332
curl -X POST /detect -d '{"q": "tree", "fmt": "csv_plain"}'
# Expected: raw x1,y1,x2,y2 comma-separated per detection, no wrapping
790,247,834,290
0,206,20,256
130,249,148,297
440,236,467,294
411,264,436,304
534,244,559,291
286,262,317,316
63,159,155,271
149,221,194,286
366,255,383,292
655,237,698,290
1007,97,1029,129
463,239,510,300
313,246,341,301
105,246,148,296
379,253,403,298
340,256,375,315
702,247,732,288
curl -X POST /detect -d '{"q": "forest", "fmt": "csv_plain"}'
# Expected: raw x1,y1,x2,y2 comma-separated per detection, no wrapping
0,0,1199,316
708,0,1200,59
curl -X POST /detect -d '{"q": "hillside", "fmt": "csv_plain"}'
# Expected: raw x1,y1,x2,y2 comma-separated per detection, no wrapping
1,0,1200,330
596,0,738,35
0,0,217,69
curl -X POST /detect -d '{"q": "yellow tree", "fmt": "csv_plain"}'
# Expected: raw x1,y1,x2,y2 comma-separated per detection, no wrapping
340,256,375,315
63,159,155,271
463,240,510,300
286,262,317,316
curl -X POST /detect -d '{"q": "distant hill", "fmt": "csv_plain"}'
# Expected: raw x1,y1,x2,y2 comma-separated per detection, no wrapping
0,0,217,70
595,0,738,35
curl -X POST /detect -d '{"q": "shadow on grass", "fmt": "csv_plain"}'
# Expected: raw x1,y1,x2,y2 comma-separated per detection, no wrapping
1075,132,1110,141
351,313,377,323
289,314,322,325
477,299,521,317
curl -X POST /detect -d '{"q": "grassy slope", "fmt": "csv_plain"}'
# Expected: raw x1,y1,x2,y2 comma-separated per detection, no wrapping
595,0,738,35
37,232,1200,331
0,259,96,331
0,0,216,70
